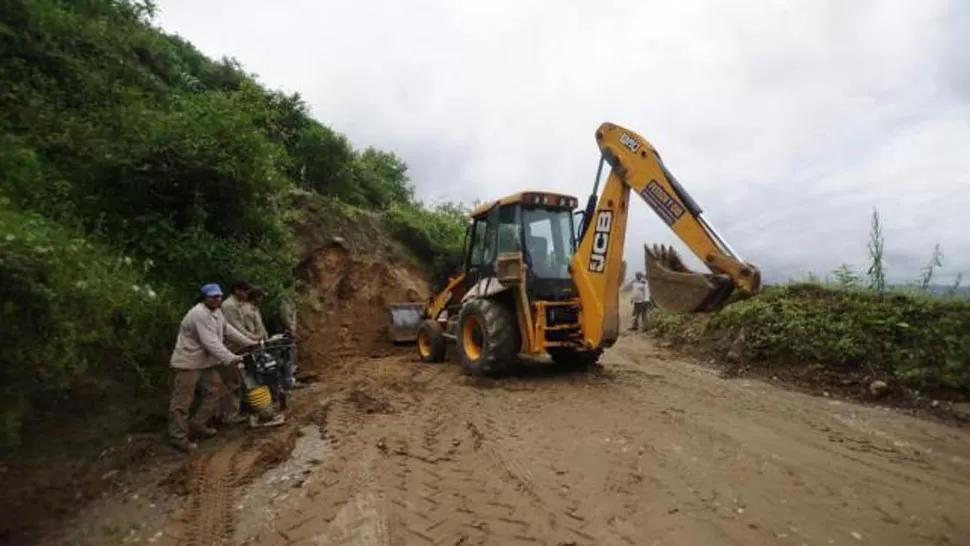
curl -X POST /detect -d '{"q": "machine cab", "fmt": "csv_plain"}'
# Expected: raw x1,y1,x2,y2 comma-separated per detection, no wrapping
462,191,580,302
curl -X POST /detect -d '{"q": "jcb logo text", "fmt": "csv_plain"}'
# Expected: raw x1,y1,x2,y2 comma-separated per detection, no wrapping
588,211,613,273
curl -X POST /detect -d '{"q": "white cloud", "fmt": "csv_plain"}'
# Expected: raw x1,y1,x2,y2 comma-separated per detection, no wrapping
152,0,970,284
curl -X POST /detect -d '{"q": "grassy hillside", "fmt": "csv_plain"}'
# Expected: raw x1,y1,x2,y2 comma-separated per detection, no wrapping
0,0,467,450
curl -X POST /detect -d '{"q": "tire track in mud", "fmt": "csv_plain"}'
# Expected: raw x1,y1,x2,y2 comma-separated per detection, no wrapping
157,392,317,546
254,365,597,545
157,437,248,546
232,334,970,546
311,397,396,546
266,394,389,546
250,364,453,546
383,390,479,545
354,371,509,545
473,374,644,545
354,365,643,545
188,446,240,546
392,383,548,546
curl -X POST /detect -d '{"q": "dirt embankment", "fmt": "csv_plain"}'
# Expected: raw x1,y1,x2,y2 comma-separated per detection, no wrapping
298,241,428,365
286,191,433,365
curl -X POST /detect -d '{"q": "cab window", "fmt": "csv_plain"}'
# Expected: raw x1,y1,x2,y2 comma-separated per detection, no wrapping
496,205,520,253
467,219,488,267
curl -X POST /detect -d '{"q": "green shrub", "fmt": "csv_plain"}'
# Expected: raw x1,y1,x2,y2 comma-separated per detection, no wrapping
0,204,179,448
645,309,702,344
383,201,469,286
648,283,970,393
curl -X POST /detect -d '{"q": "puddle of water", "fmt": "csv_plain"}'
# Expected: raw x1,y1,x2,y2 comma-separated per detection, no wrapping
233,425,332,541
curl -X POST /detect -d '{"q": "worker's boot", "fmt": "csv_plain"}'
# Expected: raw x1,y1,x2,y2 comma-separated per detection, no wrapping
170,436,198,454
189,422,218,439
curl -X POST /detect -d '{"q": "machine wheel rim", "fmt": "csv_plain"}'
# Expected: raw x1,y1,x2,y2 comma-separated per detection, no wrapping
417,329,432,357
462,315,484,360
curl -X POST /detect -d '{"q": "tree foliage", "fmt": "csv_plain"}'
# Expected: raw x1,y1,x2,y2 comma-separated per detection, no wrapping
832,263,861,288
918,244,944,291
949,274,964,298
0,0,464,448
0,204,180,443
384,201,471,287
866,208,887,293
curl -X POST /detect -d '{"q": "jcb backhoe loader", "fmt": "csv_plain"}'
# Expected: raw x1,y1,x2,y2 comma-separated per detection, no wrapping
389,122,761,375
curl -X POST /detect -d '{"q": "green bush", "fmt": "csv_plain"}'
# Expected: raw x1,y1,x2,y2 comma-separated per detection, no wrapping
646,309,706,345
383,201,470,286
647,283,970,393
0,0,443,450
0,203,180,448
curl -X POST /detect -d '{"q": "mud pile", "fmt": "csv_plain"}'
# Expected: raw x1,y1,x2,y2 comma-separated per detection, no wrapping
280,190,433,371
297,239,430,367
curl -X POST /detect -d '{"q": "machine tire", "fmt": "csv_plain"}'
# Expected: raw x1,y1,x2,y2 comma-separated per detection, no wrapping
416,319,447,363
457,298,518,376
548,347,603,370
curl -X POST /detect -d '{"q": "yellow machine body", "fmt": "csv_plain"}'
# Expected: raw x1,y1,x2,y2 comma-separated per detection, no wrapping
393,122,762,374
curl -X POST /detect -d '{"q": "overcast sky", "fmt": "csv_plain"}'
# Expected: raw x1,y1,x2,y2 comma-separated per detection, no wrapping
152,0,969,285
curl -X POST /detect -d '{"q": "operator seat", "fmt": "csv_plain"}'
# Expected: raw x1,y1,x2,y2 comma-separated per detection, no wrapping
527,235,548,277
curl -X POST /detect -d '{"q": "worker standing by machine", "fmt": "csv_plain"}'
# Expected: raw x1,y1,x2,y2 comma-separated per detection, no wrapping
168,283,257,453
630,272,651,331
216,279,254,425
241,285,270,340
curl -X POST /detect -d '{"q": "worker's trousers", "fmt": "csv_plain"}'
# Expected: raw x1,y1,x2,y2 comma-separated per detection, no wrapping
216,363,243,423
632,301,651,329
168,367,225,441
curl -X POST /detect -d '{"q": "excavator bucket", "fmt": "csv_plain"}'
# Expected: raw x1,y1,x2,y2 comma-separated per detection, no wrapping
644,244,736,313
387,302,427,343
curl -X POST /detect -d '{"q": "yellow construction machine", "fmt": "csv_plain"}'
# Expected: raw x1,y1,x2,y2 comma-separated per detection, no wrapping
389,122,761,374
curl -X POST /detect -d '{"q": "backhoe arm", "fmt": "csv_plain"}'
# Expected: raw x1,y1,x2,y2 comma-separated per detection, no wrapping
596,122,761,294
570,122,761,351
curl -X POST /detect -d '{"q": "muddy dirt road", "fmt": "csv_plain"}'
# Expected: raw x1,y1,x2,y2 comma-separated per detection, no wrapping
142,323,970,546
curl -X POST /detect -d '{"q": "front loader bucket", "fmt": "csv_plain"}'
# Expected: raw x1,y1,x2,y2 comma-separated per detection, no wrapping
644,244,735,313
388,302,427,343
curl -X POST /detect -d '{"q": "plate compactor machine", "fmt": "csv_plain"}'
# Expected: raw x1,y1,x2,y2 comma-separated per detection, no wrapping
389,122,762,375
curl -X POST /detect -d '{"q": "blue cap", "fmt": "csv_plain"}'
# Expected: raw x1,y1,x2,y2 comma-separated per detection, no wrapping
201,283,223,297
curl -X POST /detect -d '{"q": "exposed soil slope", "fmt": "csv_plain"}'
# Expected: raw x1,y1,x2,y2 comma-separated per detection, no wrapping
298,240,429,365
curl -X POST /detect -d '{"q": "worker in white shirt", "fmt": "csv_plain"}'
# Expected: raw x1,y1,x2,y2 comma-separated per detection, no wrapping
630,272,651,331
168,283,258,453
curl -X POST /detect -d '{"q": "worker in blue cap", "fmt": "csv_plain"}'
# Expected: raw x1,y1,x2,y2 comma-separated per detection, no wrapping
166,282,259,453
